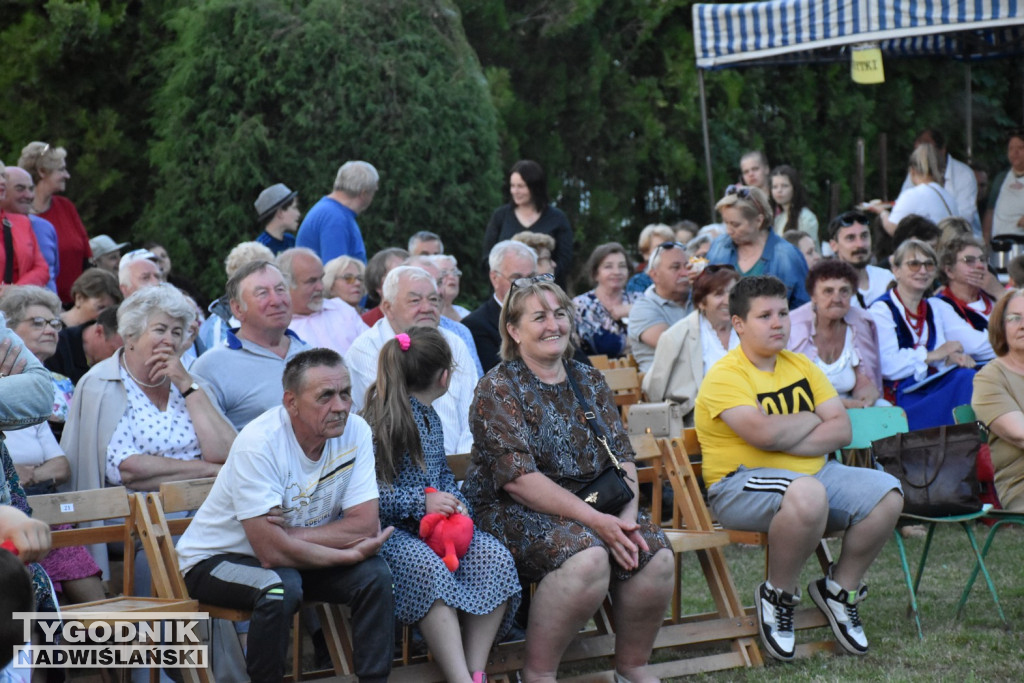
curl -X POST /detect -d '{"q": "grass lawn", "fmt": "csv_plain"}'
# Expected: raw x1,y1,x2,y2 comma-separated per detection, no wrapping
657,522,1024,681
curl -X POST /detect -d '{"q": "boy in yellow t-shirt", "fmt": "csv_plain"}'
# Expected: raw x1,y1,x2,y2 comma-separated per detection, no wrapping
695,275,902,662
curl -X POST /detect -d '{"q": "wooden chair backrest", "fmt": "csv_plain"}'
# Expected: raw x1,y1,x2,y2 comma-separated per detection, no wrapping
136,492,192,602
446,453,471,481
27,486,136,594
628,432,661,465
588,354,611,369
158,477,216,535
28,486,132,527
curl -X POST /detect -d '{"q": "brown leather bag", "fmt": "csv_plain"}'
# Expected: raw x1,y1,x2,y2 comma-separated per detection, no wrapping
872,424,983,516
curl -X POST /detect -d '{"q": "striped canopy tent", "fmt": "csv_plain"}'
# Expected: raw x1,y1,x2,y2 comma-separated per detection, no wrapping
692,0,1024,211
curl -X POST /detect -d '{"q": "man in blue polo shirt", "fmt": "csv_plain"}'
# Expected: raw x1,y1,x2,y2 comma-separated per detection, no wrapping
296,161,378,264
191,260,308,430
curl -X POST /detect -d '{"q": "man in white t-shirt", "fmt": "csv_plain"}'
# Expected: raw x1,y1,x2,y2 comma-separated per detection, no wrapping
175,348,394,683
827,211,893,308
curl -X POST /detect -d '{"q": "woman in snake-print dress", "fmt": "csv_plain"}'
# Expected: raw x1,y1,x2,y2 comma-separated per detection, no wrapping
462,275,673,683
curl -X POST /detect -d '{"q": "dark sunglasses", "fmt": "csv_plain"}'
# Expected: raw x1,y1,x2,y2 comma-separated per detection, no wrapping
510,272,556,291
654,241,687,252
724,184,752,199
837,211,872,227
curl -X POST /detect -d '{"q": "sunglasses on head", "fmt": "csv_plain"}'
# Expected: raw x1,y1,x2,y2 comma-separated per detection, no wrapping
510,272,555,291
838,211,872,227
724,184,752,200
654,241,687,252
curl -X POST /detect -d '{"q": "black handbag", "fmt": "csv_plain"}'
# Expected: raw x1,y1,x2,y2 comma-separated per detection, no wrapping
872,423,983,516
565,363,635,515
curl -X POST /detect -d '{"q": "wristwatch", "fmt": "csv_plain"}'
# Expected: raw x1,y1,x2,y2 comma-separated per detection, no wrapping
182,382,200,399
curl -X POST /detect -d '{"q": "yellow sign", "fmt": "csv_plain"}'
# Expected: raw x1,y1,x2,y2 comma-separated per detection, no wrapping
851,44,885,84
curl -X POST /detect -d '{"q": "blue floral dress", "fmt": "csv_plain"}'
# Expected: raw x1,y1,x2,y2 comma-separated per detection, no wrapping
572,289,641,357
377,397,521,634
1,443,57,612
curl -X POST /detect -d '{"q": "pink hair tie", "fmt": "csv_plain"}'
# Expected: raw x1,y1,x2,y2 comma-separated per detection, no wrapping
396,333,411,351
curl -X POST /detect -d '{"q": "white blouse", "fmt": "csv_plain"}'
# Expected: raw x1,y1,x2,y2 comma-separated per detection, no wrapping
869,295,946,383
813,326,860,397
105,363,202,486
699,314,740,374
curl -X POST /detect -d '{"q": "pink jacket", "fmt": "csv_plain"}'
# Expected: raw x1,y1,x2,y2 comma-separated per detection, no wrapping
788,301,883,392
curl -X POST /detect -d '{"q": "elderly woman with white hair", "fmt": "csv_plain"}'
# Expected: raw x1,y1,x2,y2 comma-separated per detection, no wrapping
62,284,236,494
323,254,367,313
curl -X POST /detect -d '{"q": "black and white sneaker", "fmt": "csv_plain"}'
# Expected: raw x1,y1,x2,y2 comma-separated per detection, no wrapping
755,581,800,661
808,574,869,655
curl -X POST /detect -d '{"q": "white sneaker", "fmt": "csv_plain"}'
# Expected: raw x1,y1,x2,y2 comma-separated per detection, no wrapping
808,574,869,655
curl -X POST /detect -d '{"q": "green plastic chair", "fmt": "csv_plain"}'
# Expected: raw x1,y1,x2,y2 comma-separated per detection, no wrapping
845,405,909,449
951,403,1022,620
847,407,1007,638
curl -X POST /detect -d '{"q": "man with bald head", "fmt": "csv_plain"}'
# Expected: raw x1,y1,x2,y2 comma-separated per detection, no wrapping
345,266,476,453
3,166,58,292
276,247,367,357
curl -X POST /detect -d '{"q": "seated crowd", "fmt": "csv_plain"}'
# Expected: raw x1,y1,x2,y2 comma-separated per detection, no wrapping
3,131,1024,683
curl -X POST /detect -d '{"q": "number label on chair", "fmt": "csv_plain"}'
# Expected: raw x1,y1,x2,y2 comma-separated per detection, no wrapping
60,503,74,513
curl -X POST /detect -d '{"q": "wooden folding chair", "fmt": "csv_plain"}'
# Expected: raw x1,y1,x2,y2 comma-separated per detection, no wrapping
673,430,843,659
139,481,356,681
599,366,643,426
28,488,201,682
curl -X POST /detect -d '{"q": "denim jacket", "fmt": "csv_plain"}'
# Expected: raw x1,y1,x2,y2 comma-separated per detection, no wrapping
706,231,810,308
0,314,56,430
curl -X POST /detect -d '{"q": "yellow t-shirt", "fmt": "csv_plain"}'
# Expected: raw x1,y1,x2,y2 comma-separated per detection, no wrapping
695,347,838,486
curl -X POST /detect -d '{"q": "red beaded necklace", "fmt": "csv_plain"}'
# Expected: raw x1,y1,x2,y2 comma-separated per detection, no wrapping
893,288,927,340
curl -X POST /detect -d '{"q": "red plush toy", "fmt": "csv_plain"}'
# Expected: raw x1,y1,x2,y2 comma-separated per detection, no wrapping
419,487,474,571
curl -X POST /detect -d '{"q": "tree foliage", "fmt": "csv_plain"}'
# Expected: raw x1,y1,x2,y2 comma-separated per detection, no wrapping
456,0,1024,288
140,0,502,299
0,0,172,234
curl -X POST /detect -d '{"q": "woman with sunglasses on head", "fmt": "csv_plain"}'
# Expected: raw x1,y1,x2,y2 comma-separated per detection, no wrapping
463,274,672,683
18,142,91,304
707,185,810,308
323,255,366,314
573,243,640,358
868,239,977,430
643,265,741,422
788,261,885,409
931,235,996,363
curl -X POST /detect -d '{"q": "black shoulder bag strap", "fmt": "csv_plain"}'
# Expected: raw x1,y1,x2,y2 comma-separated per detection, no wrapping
563,361,628,475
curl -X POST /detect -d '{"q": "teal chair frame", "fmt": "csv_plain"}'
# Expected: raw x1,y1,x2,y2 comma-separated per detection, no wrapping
848,406,1007,638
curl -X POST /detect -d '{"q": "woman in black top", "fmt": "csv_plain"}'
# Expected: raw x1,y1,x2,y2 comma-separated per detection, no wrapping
482,160,574,287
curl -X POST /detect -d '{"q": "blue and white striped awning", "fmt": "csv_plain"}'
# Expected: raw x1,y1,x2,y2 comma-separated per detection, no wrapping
694,1,1024,69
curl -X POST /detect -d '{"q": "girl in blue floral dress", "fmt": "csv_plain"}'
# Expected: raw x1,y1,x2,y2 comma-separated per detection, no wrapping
361,327,520,683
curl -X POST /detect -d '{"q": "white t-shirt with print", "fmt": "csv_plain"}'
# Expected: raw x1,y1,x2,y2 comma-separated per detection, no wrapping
176,406,379,574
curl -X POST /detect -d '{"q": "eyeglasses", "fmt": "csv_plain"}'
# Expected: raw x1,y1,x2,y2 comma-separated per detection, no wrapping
1006,314,1024,325
510,273,555,291
724,184,752,199
335,274,364,284
901,259,937,272
24,317,62,331
837,211,872,227
439,268,462,279
958,255,985,266
703,264,736,274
